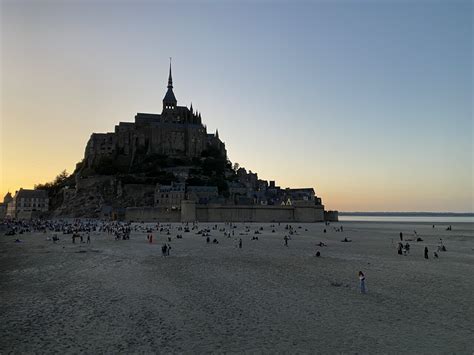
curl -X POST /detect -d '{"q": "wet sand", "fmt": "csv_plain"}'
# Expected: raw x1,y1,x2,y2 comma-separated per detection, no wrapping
1,221,473,353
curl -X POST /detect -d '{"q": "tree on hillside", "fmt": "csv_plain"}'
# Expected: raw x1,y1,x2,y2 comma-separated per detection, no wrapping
35,170,70,194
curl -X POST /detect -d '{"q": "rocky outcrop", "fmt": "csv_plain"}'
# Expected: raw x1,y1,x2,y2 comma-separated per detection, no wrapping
55,175,155,218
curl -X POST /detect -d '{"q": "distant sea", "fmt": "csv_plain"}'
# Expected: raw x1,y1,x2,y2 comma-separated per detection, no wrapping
339,213,474,223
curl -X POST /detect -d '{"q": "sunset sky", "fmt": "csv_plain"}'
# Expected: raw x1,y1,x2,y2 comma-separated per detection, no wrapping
1,0,472,212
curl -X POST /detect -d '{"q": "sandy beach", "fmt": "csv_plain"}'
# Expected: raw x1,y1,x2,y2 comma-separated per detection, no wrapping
1,221,473,353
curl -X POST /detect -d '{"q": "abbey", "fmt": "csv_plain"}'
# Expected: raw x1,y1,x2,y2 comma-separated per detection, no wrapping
84,64,226,170
31,64,337,222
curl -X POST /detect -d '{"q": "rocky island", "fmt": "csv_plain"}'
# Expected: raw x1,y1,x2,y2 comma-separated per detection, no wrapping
35,64,337,222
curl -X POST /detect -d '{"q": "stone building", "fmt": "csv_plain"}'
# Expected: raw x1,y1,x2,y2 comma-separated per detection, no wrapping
83,63,226,171
0,192,13,219
6,189,49,219
283,188,321,205
155,183,186,210
187,186,219,204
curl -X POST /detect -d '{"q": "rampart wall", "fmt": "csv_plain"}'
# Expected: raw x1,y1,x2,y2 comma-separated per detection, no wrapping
125,202,332,222
125,207,180,222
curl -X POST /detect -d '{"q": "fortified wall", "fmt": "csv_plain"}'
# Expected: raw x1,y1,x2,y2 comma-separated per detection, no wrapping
125,207,181,222
125,200,330,222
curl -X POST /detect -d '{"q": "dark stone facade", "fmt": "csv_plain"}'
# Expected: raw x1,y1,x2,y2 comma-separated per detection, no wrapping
83,64,226,170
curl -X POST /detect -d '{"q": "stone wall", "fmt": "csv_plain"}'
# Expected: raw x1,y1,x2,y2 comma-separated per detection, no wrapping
324,210,339,222
294,205,325,222
196,204,297,222
15,210,45,220
181,200,196,222
125,202,326,223
125,207,180,222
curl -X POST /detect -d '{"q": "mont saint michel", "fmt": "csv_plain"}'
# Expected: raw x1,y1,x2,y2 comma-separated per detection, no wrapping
25,64,337,223
2,2,472,354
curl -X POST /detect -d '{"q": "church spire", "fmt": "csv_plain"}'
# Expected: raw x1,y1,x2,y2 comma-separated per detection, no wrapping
163,58,177,111
167,57,173,89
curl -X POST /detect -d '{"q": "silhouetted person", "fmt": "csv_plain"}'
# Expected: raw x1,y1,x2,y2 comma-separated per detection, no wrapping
424,246,429,259
399,232,403,241
239,238,242,249
284,236,289,247
359,271,367,294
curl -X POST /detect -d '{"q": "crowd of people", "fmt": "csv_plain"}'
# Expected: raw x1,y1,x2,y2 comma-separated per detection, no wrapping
2,218,455,296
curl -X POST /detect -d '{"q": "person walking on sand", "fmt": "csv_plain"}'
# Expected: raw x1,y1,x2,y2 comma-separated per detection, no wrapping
284,235,289,247
399,232,403,241
424,246,429,259
397,242,403,255
359,271,367,294
87,234,90,244
149,234,153,244
239,238,242,249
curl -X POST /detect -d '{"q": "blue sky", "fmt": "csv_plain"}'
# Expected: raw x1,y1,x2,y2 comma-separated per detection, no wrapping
1,0,472,211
